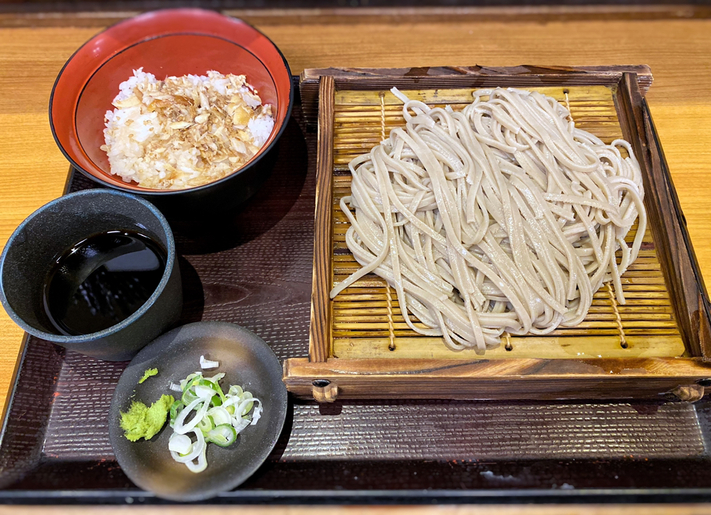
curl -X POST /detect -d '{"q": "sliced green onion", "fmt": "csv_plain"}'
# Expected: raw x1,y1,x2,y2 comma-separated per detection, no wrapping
181,390,197,405
205,424,237,447
193,384,216,399
180,372,201,391
173,396,211,435
250,403,263,425
223,394,260,418
227,385,243,397
200,355,219,370
240,391,254,416
169,429,204,463
169,382,182,392
169,399,185,427
205,372,225,383
185,445,207,473
207,406,232,426
232,417,250,434
168,433,192,455
197,379,226,405
180,375,205,404
168,360,263,474
196,414,214,434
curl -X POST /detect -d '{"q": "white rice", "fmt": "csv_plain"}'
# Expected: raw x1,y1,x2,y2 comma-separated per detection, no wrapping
101,69,275,190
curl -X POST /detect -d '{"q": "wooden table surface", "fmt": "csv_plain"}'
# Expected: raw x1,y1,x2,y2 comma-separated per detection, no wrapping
1,6,711,512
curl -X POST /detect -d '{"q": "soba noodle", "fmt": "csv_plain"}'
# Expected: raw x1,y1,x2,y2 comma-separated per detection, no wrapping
330,87,647,352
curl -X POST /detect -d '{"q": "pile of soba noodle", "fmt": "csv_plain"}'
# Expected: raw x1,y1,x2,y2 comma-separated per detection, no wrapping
329,87,647,352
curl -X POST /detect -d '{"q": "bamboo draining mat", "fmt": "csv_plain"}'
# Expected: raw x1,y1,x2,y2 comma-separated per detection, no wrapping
284,68,711,402
329,86,683,361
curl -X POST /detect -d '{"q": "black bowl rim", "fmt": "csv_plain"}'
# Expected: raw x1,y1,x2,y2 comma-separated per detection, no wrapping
48,8,294,198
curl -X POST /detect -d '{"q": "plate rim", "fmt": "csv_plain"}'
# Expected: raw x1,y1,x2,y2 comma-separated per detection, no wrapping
108,320,288,501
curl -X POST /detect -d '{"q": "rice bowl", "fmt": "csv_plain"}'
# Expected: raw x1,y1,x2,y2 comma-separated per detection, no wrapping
49,8,293,218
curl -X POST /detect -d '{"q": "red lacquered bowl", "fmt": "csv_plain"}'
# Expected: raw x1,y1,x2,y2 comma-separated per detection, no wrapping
50,9,293,219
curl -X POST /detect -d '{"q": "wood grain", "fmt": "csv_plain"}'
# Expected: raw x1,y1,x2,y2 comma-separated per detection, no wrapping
284,356,711,401
332,335,686,361
615,74,711,359
4,5,711,28
299,65,654,126
2,11,711,416
308,76,335,363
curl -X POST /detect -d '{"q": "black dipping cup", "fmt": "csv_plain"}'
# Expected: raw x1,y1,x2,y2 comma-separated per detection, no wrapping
0,189,182,361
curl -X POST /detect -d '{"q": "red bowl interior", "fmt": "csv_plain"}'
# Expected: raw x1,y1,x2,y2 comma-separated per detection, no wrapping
50,9,292,192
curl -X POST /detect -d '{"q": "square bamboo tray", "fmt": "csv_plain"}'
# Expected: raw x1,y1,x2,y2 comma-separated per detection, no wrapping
283,65,711,402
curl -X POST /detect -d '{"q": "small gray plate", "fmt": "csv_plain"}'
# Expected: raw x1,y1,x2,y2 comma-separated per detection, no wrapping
108,321,288,501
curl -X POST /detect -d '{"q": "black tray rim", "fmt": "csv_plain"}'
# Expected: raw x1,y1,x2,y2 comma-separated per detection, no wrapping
3,76,711,506
3,487,711,505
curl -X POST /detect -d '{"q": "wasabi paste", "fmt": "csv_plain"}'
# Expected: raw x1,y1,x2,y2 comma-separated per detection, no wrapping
120,394,174,442
138,368,158,384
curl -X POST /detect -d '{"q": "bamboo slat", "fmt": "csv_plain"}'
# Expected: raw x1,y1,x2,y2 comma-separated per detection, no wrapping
328,85,683,361
300,65,655,128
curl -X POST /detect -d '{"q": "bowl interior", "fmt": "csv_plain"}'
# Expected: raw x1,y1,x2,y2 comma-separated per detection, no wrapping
75,35,277,189
51,9,292,192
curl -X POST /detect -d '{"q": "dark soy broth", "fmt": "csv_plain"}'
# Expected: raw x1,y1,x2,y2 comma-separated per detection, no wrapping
43,230,167,336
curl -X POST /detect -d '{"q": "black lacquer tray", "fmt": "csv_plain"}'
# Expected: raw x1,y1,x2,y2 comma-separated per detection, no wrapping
3,81,711,505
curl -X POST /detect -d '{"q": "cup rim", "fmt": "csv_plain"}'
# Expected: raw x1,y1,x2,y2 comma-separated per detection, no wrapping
0,188,176,344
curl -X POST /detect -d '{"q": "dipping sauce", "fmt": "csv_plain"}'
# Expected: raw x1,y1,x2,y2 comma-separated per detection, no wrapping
43,230,167,336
